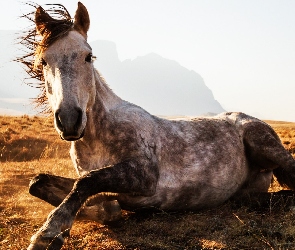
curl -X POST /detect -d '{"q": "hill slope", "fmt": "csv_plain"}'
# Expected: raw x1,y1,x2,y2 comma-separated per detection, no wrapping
91,40,225,116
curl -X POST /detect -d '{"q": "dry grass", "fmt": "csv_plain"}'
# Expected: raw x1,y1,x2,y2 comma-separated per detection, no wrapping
266,120,295,157
1,116,295,249
0,115,69,162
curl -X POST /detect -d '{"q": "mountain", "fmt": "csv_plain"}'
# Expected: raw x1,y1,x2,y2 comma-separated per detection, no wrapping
91,40,225,116
0,31,225,116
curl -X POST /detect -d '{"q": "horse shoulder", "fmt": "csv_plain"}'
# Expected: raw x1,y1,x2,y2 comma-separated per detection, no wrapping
71,103,159,175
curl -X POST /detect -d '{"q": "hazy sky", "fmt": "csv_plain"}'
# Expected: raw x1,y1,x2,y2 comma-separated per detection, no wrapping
2,0,295,121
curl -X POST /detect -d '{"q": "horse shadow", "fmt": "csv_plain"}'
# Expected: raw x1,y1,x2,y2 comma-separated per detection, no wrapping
66,194,295,249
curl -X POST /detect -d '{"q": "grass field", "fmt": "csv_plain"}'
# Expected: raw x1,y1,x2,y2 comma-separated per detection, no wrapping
1,115,295,249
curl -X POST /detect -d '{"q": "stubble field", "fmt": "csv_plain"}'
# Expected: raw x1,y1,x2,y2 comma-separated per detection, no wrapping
1,115,295,249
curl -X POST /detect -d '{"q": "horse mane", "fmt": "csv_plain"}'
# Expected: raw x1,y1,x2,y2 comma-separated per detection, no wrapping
16,3,74,113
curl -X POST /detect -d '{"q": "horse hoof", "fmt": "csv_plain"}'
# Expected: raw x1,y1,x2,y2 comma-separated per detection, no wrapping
27,238,64,250
28,233,65,250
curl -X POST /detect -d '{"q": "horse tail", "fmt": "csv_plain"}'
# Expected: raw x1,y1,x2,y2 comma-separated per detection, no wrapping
273,167,295,190
236,112,295,191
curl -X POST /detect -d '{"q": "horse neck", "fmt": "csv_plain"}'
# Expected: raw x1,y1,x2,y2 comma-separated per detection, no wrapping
93,69,122,113
85,70,122,137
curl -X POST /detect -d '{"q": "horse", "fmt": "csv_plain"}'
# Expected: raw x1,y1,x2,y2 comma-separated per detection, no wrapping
17,2,295,250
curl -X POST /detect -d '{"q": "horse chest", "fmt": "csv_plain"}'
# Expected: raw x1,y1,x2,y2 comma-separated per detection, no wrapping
70,140,119,176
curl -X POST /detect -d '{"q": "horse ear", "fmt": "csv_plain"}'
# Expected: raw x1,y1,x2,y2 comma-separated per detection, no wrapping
74,2,90,38
35,6,53,36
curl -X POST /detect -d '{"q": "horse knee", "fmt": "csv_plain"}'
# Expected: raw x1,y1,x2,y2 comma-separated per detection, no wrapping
29,174,51,197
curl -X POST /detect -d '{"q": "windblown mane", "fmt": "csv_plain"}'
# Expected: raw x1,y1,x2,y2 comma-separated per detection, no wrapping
16,3,74,112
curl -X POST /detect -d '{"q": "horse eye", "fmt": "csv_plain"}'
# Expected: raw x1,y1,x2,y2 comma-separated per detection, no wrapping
41,58,47,66
85,53,96,63
85,53,93,63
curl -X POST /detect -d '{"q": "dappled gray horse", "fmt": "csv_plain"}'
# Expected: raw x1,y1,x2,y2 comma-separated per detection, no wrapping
18,2,295,250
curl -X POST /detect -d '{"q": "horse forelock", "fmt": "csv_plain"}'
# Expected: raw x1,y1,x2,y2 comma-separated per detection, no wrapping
16,3,74,113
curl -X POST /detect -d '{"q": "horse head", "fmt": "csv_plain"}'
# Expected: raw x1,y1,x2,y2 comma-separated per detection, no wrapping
35,2,96,141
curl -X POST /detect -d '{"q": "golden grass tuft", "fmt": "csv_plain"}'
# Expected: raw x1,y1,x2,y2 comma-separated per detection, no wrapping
0,115,70,162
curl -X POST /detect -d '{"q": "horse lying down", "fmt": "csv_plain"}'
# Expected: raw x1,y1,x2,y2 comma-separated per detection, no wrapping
17,2,295,250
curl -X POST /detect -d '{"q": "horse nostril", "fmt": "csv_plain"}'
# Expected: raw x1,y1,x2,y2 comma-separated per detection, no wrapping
74,107,83,131
55,109,64,132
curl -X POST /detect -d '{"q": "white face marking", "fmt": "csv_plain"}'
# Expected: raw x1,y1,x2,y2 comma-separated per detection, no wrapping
42,31,96,140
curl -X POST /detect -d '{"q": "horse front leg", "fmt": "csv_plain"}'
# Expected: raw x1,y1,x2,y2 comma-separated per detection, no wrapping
27,160,158,250
29,174,75,207
29,174,121,224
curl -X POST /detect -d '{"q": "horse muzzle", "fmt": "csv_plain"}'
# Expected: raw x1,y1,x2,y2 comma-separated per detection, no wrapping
54,107,85,141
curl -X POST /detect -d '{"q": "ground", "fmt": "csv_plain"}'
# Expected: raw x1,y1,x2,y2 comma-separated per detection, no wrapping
1,115,295,249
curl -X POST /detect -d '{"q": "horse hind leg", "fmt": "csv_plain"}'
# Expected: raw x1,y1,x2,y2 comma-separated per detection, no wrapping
241,169,273,193
242,120,295,190
29,173,121,223
76,195,122,223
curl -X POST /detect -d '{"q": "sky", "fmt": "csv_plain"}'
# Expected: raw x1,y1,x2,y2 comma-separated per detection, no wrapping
2,0,295,121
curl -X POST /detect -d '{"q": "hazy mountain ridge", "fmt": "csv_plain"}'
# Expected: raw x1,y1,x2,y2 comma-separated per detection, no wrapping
0,31,225,116
91,40,225,116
